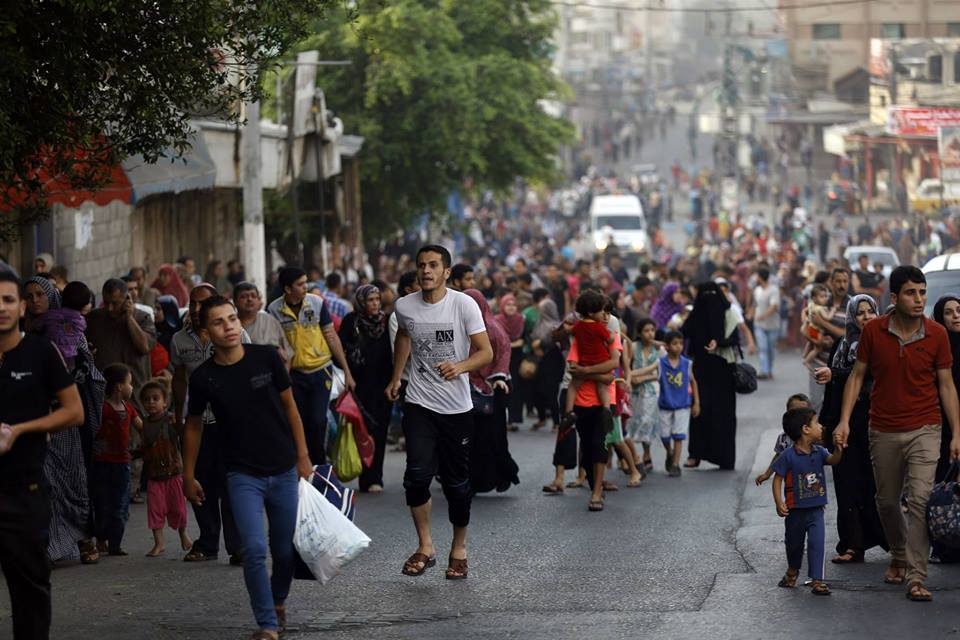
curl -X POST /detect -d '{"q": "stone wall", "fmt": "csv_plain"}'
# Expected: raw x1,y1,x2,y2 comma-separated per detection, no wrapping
54,201,134,289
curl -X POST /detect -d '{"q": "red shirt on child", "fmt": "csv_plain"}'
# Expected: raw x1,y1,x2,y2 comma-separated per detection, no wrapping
94,401,138,463
571,319,612,366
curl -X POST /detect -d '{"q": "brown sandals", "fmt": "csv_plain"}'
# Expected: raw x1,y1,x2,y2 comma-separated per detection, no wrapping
446,555,468,580
883,560,908,585
401,552,436,577
906,582,933,602
778,569,798,588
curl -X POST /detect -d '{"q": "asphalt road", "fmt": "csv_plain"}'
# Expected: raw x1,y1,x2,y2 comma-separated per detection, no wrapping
5,352,960,640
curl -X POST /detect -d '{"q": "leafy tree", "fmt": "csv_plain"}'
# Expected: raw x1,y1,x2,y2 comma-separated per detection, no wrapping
289,0,573,240
0,0,338,238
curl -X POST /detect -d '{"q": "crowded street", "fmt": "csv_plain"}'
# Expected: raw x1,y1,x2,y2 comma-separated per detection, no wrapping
6,358,959,640
5,2,960,640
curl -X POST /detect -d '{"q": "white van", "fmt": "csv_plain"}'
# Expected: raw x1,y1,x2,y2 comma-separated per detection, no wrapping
590,194,649,255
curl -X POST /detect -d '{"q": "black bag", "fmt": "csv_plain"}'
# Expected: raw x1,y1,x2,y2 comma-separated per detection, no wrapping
732,361,758,394
927,461,960,563
471,389,495,415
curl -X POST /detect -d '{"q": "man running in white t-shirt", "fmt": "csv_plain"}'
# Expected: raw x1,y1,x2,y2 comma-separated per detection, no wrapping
386,245,493,580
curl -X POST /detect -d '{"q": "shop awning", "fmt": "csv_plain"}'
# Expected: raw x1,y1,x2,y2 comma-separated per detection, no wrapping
122,132,216,203
1,148,132,211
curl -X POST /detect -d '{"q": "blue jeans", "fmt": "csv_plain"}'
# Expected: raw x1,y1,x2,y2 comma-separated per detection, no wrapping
227,467,298,632
755,326,779,376
291,368,333,464
785,506,825,580
91,461,130,553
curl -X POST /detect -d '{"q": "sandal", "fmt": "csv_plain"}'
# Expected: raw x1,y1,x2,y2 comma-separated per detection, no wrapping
811,580,831,596
906,582,933,602
79,540,100,565
602,481,619,492
831,550,864,564
683,458,700,469
643,459,654,472
588,499,604,512
778,569,799,588
401,552,436,577
542,484,564,494
883,560,907,585
566,479,585,489
627,477,643,488
248,631,278,640
184,549,216,562
446,555,468,580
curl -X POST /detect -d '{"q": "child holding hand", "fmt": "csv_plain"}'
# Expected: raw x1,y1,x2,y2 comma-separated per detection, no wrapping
772,406,842,596
139,381,192,557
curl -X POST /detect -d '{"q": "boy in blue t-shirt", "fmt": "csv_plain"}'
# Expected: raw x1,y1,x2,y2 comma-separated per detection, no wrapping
657,331,700,478
772,407,842,596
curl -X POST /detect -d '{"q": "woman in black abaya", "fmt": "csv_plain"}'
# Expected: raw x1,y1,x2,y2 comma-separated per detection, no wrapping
933,295,960,483
815,294,887,563
683,281,739,470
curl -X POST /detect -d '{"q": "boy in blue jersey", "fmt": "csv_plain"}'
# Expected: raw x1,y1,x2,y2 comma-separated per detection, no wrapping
658,331,700,477
772,407,843,596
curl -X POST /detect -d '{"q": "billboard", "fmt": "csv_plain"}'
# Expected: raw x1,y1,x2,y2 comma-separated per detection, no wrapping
888,106,960,138
941,126,960,184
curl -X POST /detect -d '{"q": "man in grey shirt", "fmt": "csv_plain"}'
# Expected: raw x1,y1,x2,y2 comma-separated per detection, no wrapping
234,282,290,366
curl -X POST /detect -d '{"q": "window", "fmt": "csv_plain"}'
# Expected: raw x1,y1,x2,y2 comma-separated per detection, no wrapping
812,23,841,40
929,54,942,82
947,22,960,37
881,23,905,39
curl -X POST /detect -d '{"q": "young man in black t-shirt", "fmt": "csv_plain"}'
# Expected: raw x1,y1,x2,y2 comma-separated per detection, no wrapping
183,296,313,640
0,272,84,640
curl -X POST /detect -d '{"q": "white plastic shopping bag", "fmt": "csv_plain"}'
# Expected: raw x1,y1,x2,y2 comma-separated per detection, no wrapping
293,478,371,584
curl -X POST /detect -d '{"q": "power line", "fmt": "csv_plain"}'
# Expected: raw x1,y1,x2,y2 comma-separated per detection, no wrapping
550,0,881,13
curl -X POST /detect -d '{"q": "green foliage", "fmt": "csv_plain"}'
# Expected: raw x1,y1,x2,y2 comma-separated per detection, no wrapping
291,0,573,240
0,0,338,238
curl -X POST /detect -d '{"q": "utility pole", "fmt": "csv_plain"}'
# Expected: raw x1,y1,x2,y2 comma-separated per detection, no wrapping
242,64,266,290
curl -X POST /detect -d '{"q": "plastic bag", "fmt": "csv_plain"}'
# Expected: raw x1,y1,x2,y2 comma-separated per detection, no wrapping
336,391,374,469
293,478,371,584
332,414,363,482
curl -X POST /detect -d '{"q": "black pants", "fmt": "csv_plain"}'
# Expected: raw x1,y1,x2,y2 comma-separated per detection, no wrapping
0,481,52,639
553,389,578,468
191,422,241,557
402,403,474,527
574,404,608,490
359,398,392,492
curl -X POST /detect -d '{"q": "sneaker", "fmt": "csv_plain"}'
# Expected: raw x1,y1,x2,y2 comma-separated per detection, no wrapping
668,466,682,478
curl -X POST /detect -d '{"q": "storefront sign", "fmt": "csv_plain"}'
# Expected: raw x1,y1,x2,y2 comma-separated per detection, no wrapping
888,106,960,138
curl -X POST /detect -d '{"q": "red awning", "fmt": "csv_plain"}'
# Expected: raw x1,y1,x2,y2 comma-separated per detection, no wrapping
2,146,133,211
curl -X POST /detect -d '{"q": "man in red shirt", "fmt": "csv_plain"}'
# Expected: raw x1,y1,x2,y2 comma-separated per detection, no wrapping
835,265,960,602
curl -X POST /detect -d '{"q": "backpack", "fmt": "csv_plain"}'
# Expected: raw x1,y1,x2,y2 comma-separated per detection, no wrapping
927,461,960,563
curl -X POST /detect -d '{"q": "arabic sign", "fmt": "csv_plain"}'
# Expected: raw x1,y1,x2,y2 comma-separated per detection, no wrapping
888,106,960,138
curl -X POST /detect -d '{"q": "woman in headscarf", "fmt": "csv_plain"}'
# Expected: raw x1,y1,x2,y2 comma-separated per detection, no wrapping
497,293,527,431
154,295,183,352
150,263,190,308
464,289,519,493
34,252,55,274
651,282,684,330
26,276,104,564
530,298,564,431
815,294,887,564
338,284,394,493
24,275,61,333
933,295,960,484
683,281,739,470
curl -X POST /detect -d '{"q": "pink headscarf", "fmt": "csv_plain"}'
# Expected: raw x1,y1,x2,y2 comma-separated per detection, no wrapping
151,263,190,307
496,293,525,341
463,289,511,394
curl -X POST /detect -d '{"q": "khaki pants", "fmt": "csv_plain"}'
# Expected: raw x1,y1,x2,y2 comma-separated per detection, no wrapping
869,424,941,585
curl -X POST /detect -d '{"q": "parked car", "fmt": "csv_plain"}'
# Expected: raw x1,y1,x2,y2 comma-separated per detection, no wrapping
843,245,899,279
922,252,960,317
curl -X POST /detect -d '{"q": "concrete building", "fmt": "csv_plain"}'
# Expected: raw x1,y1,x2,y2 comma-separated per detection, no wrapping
783,0,960,91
